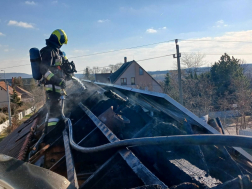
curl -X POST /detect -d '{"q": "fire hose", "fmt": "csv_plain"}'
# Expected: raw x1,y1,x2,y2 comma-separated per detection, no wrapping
60,95,252,153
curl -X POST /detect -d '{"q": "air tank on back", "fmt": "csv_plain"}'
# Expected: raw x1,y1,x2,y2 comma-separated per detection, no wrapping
29,48,42,80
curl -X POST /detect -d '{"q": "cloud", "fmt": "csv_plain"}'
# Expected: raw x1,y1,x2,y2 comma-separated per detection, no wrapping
97,19,109,23
68,30,252,73
146,28,157,33
0,32,5,36
214,20,228,28
52,0,58,4
146,27,166,34
216,20,224,25
62,3,69,7
158,27,167,30
3,30,252,74
25,1,36,5
8,20,34,28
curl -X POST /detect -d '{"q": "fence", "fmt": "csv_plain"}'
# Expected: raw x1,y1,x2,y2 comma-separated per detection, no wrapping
239,129,252,136
0,106,35,133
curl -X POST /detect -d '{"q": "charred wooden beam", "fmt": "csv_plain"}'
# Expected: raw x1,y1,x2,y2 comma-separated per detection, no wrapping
63,129,79,189
131,121,222,188
80,153,144,189
17,116,38,161
184,120,210,176
29,135,62,164
78,103,168,189
49,127,97,171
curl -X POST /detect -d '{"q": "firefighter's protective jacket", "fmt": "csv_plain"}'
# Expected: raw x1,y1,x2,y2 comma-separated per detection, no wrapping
40,40,66,93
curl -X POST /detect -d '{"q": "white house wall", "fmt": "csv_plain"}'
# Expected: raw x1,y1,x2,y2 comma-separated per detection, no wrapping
114,62,136,87
0,89,8,107
114,61,163,93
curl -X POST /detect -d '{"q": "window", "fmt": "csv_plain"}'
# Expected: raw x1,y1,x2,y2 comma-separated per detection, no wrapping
121,78,127,85
139,67,143,75
131,77,135,85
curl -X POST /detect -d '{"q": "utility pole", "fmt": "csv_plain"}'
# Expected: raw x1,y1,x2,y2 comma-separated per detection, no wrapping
173,39,183,105
1,70,12,128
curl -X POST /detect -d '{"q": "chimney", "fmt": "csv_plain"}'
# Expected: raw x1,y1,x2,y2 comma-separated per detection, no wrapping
124,57,127,63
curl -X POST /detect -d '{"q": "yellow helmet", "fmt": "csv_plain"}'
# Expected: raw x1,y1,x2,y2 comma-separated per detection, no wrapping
51,29,68,45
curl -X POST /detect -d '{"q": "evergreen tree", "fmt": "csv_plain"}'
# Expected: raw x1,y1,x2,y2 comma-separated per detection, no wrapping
210,53,244,96
163,72,170,93
30,79,36,91
194,72,198,80
12,77,23,88
83,67,91,80
11,90,23,107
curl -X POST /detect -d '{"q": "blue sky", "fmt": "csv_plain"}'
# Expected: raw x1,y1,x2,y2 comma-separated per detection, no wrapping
1,0,252,74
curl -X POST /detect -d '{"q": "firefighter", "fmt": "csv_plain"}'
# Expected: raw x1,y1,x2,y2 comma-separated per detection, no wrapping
40,29,68,132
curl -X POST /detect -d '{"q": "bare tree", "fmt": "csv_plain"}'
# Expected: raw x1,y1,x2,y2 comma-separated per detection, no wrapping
182,76,214,116
181,52,206,75
82,67,95,80
93,66,101,74
232,77,252,131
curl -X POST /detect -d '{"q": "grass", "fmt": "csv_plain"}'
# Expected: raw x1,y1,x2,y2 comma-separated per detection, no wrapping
21,114,32,122
0,129,9,142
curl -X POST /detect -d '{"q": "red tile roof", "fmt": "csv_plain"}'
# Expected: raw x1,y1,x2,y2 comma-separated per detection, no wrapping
0,81,22,96
15,86,33,98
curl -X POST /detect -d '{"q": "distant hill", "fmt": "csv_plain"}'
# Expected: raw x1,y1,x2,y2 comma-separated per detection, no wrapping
148,64,252,81
1,63,251,82
0,73,32,80
74,74,83,79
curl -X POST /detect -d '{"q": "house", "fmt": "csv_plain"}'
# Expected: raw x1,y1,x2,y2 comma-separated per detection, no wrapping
14,86,34,103
0,81,22,107
109,58,163,93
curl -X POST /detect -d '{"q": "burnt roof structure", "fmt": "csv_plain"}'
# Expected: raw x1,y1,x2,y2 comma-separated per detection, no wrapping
0,79,252,189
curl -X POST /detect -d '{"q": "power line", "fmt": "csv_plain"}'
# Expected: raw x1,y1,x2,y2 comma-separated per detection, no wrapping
1,40,175,70
181,52,252,55
68,40,175,59
204,54,252,55
179,39,252,43
137,54,174,62
2,38,252,70
76,54,174,72
0,64,30,70
1,39,175,63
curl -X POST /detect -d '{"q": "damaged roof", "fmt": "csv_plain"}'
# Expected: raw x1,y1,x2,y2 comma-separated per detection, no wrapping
0,112,40,160
1,80,252,189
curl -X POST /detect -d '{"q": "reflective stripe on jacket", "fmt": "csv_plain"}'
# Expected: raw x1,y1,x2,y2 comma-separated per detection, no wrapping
45,84,62,93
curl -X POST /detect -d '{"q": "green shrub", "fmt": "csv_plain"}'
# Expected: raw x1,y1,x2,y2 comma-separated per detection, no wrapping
0,113,7,124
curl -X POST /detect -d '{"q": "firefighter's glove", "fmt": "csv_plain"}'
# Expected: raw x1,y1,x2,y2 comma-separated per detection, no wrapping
59,79,66,89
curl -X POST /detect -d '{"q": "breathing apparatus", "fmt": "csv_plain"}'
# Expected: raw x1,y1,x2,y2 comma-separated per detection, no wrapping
29,49,77,81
